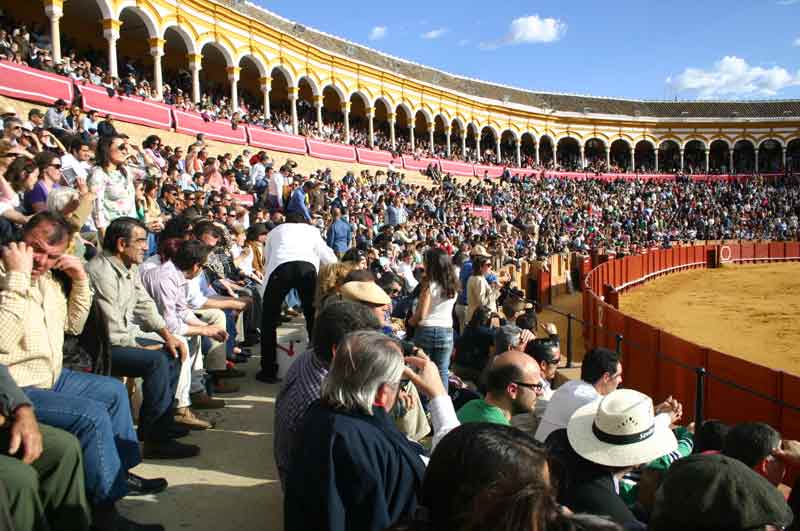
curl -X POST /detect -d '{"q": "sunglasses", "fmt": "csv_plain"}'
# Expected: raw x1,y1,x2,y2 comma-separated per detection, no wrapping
50,163,62,169
113,144,129,152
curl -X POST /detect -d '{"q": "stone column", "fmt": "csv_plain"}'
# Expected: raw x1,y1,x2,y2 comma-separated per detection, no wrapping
410,126,415,151
605,146,611,169
534,142,539,166
729,149,735,174
260,77,271,120
367,107,375,148
187,54,202,103
288,87,298,135
461,133,466,161
226,66,240,113
103,19,120,79
705,149,710,173
579,146,585,168
655,148,660,172
495,136,501,164
630,148,636,172
341,102,350,143
552,143,557,166
755,149,760,173
388,113,396,151
44,1,63,64
782,147,787,171
149,38,164,100
314,96,323,130
679,149,685,172
515,139,521,168
429,126,435,153
445,126,452,158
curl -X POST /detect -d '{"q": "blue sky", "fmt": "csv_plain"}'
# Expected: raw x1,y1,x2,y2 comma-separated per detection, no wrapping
253,0,800,101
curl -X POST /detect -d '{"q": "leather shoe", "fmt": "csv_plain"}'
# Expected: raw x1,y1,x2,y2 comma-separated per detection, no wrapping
255,371,282,384
189,391,225,409
211,367,246,379
174,407,213,430
126,473,168,496
213,380,240,394
143,439,200,460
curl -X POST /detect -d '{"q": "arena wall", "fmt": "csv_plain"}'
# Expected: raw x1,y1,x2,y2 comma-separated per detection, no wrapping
583,243,800,441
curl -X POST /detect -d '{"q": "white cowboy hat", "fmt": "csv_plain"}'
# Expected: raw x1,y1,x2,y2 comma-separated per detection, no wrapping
567,389,677,468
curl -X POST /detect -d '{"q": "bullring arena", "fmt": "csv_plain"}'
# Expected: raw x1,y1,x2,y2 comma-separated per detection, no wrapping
621,262,800,375
0,0,798,529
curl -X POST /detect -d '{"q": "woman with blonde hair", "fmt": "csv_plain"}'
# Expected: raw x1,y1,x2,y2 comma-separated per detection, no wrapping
314,261,358,316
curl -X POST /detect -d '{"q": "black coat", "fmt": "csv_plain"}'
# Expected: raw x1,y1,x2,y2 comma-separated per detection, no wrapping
285,401,425,531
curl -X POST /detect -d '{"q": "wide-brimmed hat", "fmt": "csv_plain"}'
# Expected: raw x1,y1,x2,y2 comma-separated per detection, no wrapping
340,281,391,306
470,244,491,258
0,104,16,116
567,389,677,467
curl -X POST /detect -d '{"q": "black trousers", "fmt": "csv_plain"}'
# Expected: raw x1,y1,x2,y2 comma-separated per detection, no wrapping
260,261,317,376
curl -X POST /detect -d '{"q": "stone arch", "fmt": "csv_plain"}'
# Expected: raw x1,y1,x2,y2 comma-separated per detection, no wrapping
539,135,555,167
297,75,320,97
196,37,235,67
681,137,706,151
733,139,756,173
634,140,655,171
658,139,681,172
609,138,632,171
558,136,582,169
584,137,607,169
237,52,267,77
118,5,159,38
758,138,784,172
683,139,707,172
709,139,730,173
787,138,800,172
269,64,296,88
268,66,293,119
500,129,518,165
238,54,265,113
479,125,500,163
520,132,537,167
321,85,344,126
89,0,114,19
162,24,197,55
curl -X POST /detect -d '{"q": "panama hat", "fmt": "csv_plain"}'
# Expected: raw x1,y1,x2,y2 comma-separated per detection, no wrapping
470,244,491,258
567,389,677,468
340,281,391,306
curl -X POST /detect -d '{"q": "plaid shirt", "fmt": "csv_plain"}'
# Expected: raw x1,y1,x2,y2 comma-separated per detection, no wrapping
273,348,327,485
0,265,91,388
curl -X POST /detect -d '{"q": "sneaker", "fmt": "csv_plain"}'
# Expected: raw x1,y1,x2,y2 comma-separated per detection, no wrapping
126,473,168,496
142,439,200,460
255,371,283,384
212,380,240,394
189,391,226,410
174,407,213,430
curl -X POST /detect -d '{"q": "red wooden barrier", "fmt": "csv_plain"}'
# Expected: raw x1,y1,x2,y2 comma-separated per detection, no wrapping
657,332,708,420
0,60,74,105
173,110,247,144
754,242,770,262
740,242,755,262
706,350,781,427
306,138,356,162
622,316,660,399
246,127,307,154
79,83,172,130
769,242,786,260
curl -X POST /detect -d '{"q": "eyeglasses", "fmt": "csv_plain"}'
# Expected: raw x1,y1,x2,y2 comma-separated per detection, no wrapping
113,144,128,152
514,381,544,392
49,163,61,169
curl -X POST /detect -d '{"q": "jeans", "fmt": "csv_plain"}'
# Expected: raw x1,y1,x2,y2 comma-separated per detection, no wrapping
413,326,454,390
110,341,179,442
285,288,300,309
24,370,141,504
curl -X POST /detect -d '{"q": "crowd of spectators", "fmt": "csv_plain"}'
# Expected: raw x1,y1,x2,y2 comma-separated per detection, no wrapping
2,14,800,531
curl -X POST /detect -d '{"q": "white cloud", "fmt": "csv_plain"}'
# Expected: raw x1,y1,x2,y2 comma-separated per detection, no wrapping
421,27,448,40
666,56,800,99
794,36,800,47
480,15,566,49
778,0,799,5
368,26,387,41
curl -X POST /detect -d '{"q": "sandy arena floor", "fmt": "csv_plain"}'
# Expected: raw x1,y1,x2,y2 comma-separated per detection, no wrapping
620,263,800,376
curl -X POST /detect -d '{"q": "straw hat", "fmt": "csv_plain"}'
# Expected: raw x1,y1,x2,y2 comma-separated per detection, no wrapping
340,281,391,306
0,104,16,116
470,244,490,258
567,389,677,467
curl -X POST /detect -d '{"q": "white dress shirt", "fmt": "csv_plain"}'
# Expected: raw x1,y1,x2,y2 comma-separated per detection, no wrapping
263,222,337,281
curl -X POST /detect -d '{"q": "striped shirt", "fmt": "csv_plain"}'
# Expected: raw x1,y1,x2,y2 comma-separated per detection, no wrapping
0,266,92,388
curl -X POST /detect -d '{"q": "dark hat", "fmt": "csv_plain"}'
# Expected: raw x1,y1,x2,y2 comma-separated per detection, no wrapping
649,454,792,531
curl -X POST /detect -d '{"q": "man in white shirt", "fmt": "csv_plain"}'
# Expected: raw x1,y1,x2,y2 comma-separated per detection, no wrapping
396,250,418,291
59,138,92,187
267,167,287,210
256,213,337,384
250,152,269,192
534,347,622,443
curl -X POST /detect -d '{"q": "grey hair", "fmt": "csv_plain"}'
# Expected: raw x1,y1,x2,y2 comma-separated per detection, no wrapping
320,330,405,416
46,186,79,213
495,324,522,354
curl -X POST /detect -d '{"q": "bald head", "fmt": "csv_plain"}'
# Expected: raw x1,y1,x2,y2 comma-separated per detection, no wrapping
486,351,543,416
